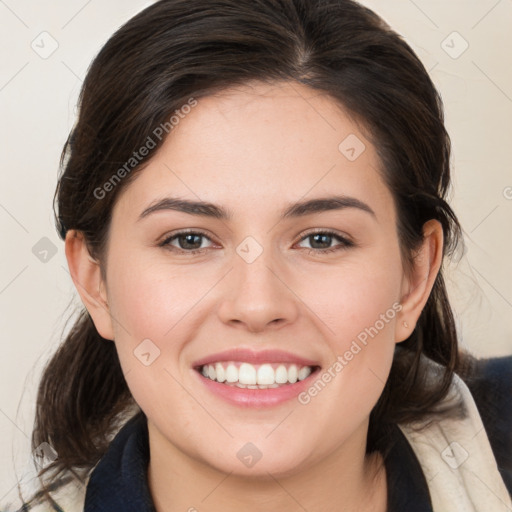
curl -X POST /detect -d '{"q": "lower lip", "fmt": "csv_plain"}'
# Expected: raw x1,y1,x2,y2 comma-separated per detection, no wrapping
193,368,320,408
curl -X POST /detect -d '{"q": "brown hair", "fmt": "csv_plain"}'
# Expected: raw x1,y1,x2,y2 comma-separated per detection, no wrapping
21,0,475,505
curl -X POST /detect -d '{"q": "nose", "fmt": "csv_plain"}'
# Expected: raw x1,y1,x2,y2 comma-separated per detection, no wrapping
216,247,300,333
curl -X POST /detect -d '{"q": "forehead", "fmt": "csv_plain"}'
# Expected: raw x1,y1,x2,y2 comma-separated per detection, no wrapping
113,81,394,224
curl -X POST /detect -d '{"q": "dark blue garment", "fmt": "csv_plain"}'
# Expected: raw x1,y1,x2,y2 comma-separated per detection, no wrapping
83,413,156,512
83,356,512,512
464,355,512,496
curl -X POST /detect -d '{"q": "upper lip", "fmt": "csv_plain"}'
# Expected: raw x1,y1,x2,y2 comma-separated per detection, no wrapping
192,348,320,369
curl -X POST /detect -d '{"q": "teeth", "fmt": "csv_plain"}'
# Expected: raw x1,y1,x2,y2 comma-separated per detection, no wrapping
298,366,311,381
226,364,238,383
215,363,226,382
288,365,298,384
275,365,288,384
257,364,275,385
239,363,257,385
199,361,314,386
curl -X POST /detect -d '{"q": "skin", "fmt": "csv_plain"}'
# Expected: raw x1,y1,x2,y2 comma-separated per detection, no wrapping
66,80,443,511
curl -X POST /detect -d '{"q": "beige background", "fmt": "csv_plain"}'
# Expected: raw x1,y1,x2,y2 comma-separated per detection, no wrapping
1,0,511,502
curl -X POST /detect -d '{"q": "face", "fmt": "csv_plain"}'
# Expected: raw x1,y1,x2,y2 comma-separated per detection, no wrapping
98,81,409,477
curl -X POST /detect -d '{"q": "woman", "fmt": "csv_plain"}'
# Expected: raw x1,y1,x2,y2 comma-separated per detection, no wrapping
2,0,511,511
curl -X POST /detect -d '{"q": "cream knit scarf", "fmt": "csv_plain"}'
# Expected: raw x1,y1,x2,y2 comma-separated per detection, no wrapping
398,358,512,512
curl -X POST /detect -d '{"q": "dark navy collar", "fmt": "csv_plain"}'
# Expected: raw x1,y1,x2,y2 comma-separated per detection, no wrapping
84,413,156,512
385,424,433,511
83,412,432,512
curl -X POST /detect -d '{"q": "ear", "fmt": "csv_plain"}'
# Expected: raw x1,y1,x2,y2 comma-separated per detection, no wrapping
396,219,444,343
65,230,115,340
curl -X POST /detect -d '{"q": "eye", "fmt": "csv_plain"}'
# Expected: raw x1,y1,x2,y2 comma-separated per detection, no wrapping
295,230,354,255
159,230,215,254
159,229,355,256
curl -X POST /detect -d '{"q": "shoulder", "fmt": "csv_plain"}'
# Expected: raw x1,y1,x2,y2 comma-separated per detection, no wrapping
0,474,88,512
461,354,512,494
1,410,141,512
463,355,512,433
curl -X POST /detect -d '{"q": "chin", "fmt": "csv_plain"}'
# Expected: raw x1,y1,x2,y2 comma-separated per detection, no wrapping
192,435,315,479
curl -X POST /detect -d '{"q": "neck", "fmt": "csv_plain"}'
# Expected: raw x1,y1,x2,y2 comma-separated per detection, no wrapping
147,421,387,512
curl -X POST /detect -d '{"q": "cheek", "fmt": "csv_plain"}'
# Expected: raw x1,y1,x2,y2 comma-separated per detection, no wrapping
297,254,403,404
104,254,219,398
105,258,201,421
106,252,210,339
292,270,401,450
303,254,403,347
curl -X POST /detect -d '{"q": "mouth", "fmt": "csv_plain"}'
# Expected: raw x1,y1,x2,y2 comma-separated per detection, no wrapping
191,349,322,408
194,361,320,389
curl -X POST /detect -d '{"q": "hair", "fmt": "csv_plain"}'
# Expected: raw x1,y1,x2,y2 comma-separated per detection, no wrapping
18,0,477,506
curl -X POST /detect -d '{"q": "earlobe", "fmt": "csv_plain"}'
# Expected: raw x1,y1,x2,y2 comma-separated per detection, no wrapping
65,230,115,340
396,219,444,343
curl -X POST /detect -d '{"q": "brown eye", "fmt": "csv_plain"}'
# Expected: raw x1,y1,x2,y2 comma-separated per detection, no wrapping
174,233,204,250
308,233,334,249
296,230,354,255
159,230,214,254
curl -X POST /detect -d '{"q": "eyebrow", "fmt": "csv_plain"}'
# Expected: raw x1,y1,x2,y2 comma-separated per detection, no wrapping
137,195,376,222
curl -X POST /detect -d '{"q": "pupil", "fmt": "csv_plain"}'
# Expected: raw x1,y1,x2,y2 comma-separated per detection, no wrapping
311,234,331,249
180,234,202,249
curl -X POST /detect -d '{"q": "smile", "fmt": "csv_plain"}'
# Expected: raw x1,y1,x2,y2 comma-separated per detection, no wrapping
198,362,316,388
192,348,322,408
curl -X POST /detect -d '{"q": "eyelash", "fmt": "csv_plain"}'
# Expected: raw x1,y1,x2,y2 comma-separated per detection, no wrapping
158,229,355,256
